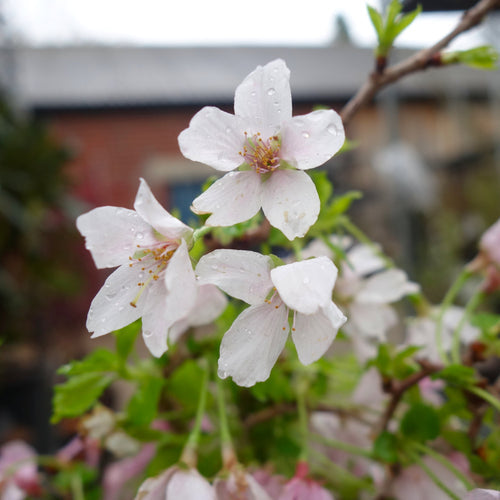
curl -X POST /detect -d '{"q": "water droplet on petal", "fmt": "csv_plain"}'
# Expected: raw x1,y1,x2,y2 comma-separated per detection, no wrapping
225,127,232,134
267,88,276,96
130,227,135,233
303,277,310,284
143,330,153,337
302,131,310,139
250,91,256,97
327,124,340,135
136,232,144,240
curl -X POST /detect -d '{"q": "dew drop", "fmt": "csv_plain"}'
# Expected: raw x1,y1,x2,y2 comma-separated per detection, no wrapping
302,131,310,139
267,88,276,96
303,277,310,284
211,264,219,271
143,330,153,337
130,227,135,233
118,305,125,312
225,127,232,134
136,232,144,240
327,124,340,135
138,272,144,279
250,91,256,97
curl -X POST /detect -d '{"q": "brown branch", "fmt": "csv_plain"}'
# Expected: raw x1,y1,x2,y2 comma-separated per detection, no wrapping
377,360,442,433
340,0,500,126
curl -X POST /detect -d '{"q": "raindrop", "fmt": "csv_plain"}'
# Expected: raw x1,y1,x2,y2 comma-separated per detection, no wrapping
136,232,144,240
117,306,125,312
143,330,153,337
211,264,219,271
250,91,257,97
138,272,144,279
302,131,310,139
267,88,276,96
303,277,310,284
225,127,232,134
327,124,340,135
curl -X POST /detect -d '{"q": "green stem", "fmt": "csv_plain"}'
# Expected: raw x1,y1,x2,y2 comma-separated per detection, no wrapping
436,269,472,365
408,449,461,500
451,289,484,364
193,226,212,242
310,432,375,460
70,473,85,500
291,239,303,261
411,442,475,490
297,378,309,462
467,386,500,412
181,361,209,467
216,374,234,466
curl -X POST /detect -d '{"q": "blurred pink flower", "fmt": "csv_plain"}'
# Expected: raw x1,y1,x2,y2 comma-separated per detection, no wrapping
465,489,500,500
278,462,334,500
0,441,40,498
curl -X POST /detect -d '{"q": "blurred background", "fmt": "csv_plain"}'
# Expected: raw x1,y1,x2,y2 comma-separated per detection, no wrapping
0,0,499,453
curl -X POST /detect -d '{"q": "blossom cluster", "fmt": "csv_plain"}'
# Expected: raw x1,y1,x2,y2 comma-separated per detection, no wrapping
77,59,348,386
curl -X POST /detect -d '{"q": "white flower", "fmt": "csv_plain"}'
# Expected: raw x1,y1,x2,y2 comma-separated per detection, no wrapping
178,59,345,240
134,466,215,500
196,250,346,387
406,306,480,363
77,178,200,357
465,489,500,500
304,238,419,361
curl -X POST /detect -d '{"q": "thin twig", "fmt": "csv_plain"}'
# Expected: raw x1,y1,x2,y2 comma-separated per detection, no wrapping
377,360,442,433
340,0,500,125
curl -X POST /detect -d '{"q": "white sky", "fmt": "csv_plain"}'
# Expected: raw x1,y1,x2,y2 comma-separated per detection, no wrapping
1,0,496,49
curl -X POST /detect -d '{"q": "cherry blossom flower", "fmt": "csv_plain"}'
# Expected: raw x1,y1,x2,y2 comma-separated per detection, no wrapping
479,218,500,267
278,462,334,500
196,250,346,387
389,455,469,500
77,178,224,357
134,466,215,500
214,469,273,500
406,306,479,363
178,59,345,240
304,237,419,361
0,441,40,499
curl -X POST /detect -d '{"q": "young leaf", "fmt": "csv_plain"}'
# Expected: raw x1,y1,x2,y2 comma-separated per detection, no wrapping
443,46,499,70
373,431,399,463
400,403,440,441
367,4,384,39
126,374,164,427
57,348,118,376
52,373,114,423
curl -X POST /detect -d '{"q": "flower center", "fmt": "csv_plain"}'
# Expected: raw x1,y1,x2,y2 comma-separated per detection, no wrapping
128,242,177,307
239,132,280,174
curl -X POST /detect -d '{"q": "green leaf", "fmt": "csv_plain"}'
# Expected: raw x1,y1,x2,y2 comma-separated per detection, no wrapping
391,5,422,39
52,373,114,423
166,360,206,413
367,5,384,40
114,320,141,361
57,349,118,376
471,312,500,334
373,431,399,463
433,364,477,386
325,191,362,219
250,367,294,403
443,46,499,70
126,374,164,427
310,171,333,206
400,403,440,441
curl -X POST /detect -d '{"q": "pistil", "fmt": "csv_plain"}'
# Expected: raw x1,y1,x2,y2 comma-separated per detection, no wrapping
239,132,281,174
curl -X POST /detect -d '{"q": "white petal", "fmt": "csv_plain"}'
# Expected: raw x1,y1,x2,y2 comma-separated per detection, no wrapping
141,279,170,357
87,265,145,337
191,171,262,227
347,244,385,277
140,240,196,357
465,489,500,500
280,109,345,170
196,249,273,305
348,302,397,340
188,284,228,326
234,59,292,135
76,206,155,269
292,302,346,365
166,469,215,500
218,297,289,387
135,467,176,500
271,257,338,314
134,178,192,242
261,169,319,240
443,306,480,343
356,269,419,304
168,284,227,345
164,240,197,328
178,106,247,172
